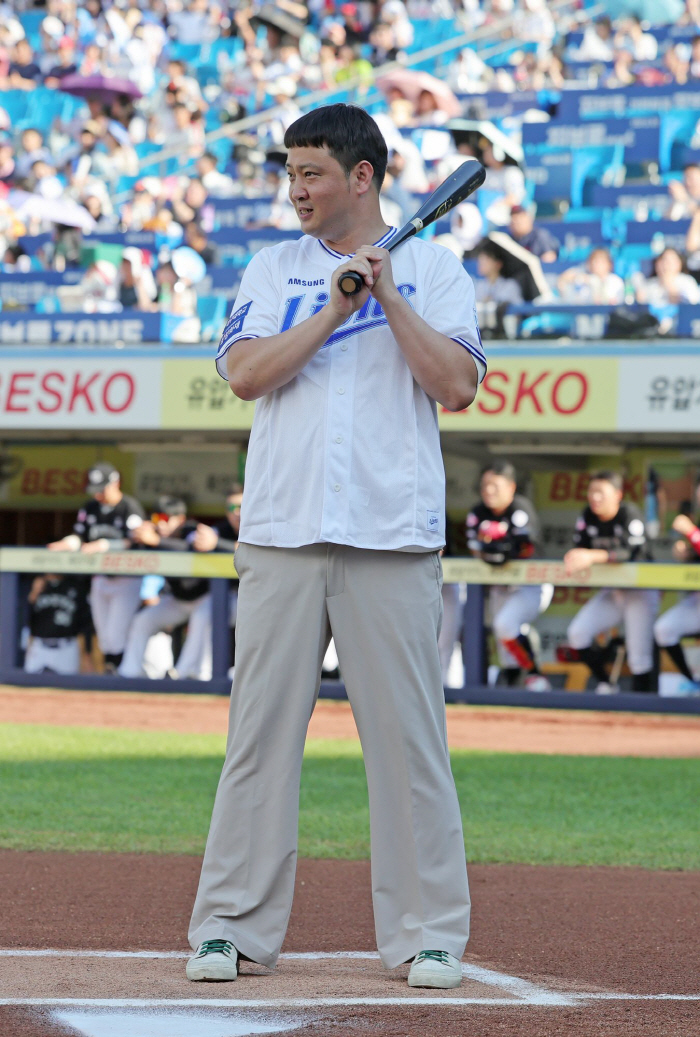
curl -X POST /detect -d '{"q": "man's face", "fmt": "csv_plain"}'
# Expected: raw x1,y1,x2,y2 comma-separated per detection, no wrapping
23,130,42,152
685,166,700,197
587,479,622,519
93,481,121,506
510,211,532,237
286,145,355,238
480,472,515,514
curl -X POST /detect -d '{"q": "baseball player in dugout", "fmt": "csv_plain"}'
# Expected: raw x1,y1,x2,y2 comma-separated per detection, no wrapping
466,460,553,690
654,477,700,694
187,103,486,990
565,470,659,694
47,462,145,673
119,495,214,681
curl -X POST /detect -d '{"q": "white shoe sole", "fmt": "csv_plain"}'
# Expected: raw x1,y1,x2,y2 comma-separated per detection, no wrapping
407,968,462,989
186,960,237,982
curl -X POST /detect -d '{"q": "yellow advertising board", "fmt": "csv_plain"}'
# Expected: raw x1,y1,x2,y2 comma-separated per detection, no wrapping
159,356,617,432
0,445,132,510
438,357,616,432
160,359,256,430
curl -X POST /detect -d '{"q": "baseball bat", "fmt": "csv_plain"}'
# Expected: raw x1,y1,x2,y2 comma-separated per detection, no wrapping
338,158,486,296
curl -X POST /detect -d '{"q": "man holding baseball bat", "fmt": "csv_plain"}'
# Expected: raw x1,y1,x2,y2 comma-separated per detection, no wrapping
188,103,486,989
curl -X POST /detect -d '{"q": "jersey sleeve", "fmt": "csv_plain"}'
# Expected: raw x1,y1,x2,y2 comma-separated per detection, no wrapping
215,249,280,379
421,247,487,382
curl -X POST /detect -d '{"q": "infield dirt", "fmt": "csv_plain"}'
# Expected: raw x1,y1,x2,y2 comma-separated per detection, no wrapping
1,688,698,1036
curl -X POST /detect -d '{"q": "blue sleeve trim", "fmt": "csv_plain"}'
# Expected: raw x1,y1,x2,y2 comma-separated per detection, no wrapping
214,334,259,379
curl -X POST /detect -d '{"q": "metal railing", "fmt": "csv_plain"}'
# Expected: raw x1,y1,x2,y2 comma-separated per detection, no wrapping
1,547,698,714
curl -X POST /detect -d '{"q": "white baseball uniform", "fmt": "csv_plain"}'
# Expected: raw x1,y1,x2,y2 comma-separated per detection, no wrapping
191,229,486,970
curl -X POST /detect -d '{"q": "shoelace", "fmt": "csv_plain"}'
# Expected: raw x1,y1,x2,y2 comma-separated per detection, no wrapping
415,950,452,965
198,939,234,958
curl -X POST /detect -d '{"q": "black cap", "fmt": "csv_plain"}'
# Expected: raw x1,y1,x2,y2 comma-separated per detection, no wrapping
155,494,187,517
86,462,120,492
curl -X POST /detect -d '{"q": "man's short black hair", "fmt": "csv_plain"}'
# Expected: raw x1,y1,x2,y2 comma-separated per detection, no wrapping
156,494,187,516
590,470,624,491
284,104,388,190
481,459,516,482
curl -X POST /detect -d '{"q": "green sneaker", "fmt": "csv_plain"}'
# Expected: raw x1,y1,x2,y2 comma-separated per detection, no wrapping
407,949,462,989
186,939,238,982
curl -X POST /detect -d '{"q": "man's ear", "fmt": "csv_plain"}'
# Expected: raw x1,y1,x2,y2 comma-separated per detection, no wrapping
352,159,376,195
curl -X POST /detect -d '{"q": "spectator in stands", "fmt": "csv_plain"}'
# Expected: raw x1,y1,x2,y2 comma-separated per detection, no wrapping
635,248,700,307
614,16,657,60
81,187,119,231
511,0,555,54
666,164,700,220
196,152,237,199
92,121,138,186
120,496,214,681
44,36,78,86
507,205,559,263
481,143,526,227
8,39,42,90
575,16,614,61
604,49,637,89
475,241,523,305
169,103,206,159
15,128,48,182
370,21,400,63
184,221,220,266
690,35,700,79
171,178,214,232
119,247,157,310
557,248,625,305
0,135,15,184
31,157,63,200
664,43,690,85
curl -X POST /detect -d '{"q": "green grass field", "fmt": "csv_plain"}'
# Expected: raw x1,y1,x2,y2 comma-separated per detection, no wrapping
1,723,698,869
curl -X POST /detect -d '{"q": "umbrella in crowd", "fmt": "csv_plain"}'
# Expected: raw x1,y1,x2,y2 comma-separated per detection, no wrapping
376,70,462,118
447,119,524,166
6,190,97,232
59,74,143,103
486,231,550,302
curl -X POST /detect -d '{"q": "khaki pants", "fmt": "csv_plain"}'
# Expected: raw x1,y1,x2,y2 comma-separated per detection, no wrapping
189,543,470,970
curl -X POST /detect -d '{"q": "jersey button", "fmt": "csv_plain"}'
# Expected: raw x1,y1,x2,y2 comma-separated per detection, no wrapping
335,435,343,443
337,387,345,395
334,484,341,492
340,343,348,351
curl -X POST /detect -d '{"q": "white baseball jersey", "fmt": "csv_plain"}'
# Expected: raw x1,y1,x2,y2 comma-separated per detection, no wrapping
215,228,486,551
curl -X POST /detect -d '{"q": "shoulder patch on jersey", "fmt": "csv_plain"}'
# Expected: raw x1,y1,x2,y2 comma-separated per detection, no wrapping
628,518,645,537
511,509,529,528
467,512,478,527
126,514,143,530
219,300,253,352
575,517,586,530
77,510,86,522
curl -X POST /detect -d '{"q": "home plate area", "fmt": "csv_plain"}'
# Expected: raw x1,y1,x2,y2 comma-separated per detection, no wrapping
2,950,699,1037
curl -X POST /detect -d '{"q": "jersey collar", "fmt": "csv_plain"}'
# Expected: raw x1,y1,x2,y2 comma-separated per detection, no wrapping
318,226,397,260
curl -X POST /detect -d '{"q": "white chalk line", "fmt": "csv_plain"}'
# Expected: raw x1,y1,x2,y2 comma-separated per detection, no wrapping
1,995,699,1009
1,949,698,1009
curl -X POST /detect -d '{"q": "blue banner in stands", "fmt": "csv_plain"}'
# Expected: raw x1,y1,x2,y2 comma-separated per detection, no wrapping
589,183,670,214
0,271,83,306
522,116,660,163
208,226,300,260
524,150,573,203
84,231,158,249
0,311,162,345
557,84,700,121
212,196,275,228
676,305,700,338
625,219,691,250
453,90,539,119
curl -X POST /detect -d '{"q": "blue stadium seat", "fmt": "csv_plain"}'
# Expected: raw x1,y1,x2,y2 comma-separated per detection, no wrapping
197,295,228,341
571,144,625,208
659,111,700,173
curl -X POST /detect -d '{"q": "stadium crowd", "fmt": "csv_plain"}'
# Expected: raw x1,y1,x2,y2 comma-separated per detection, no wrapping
1,0,700,339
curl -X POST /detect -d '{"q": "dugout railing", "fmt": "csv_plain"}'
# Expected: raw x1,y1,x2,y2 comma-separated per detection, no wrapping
1,548,699,715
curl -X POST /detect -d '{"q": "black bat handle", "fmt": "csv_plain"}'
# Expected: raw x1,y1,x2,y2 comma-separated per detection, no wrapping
338,270,365,296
